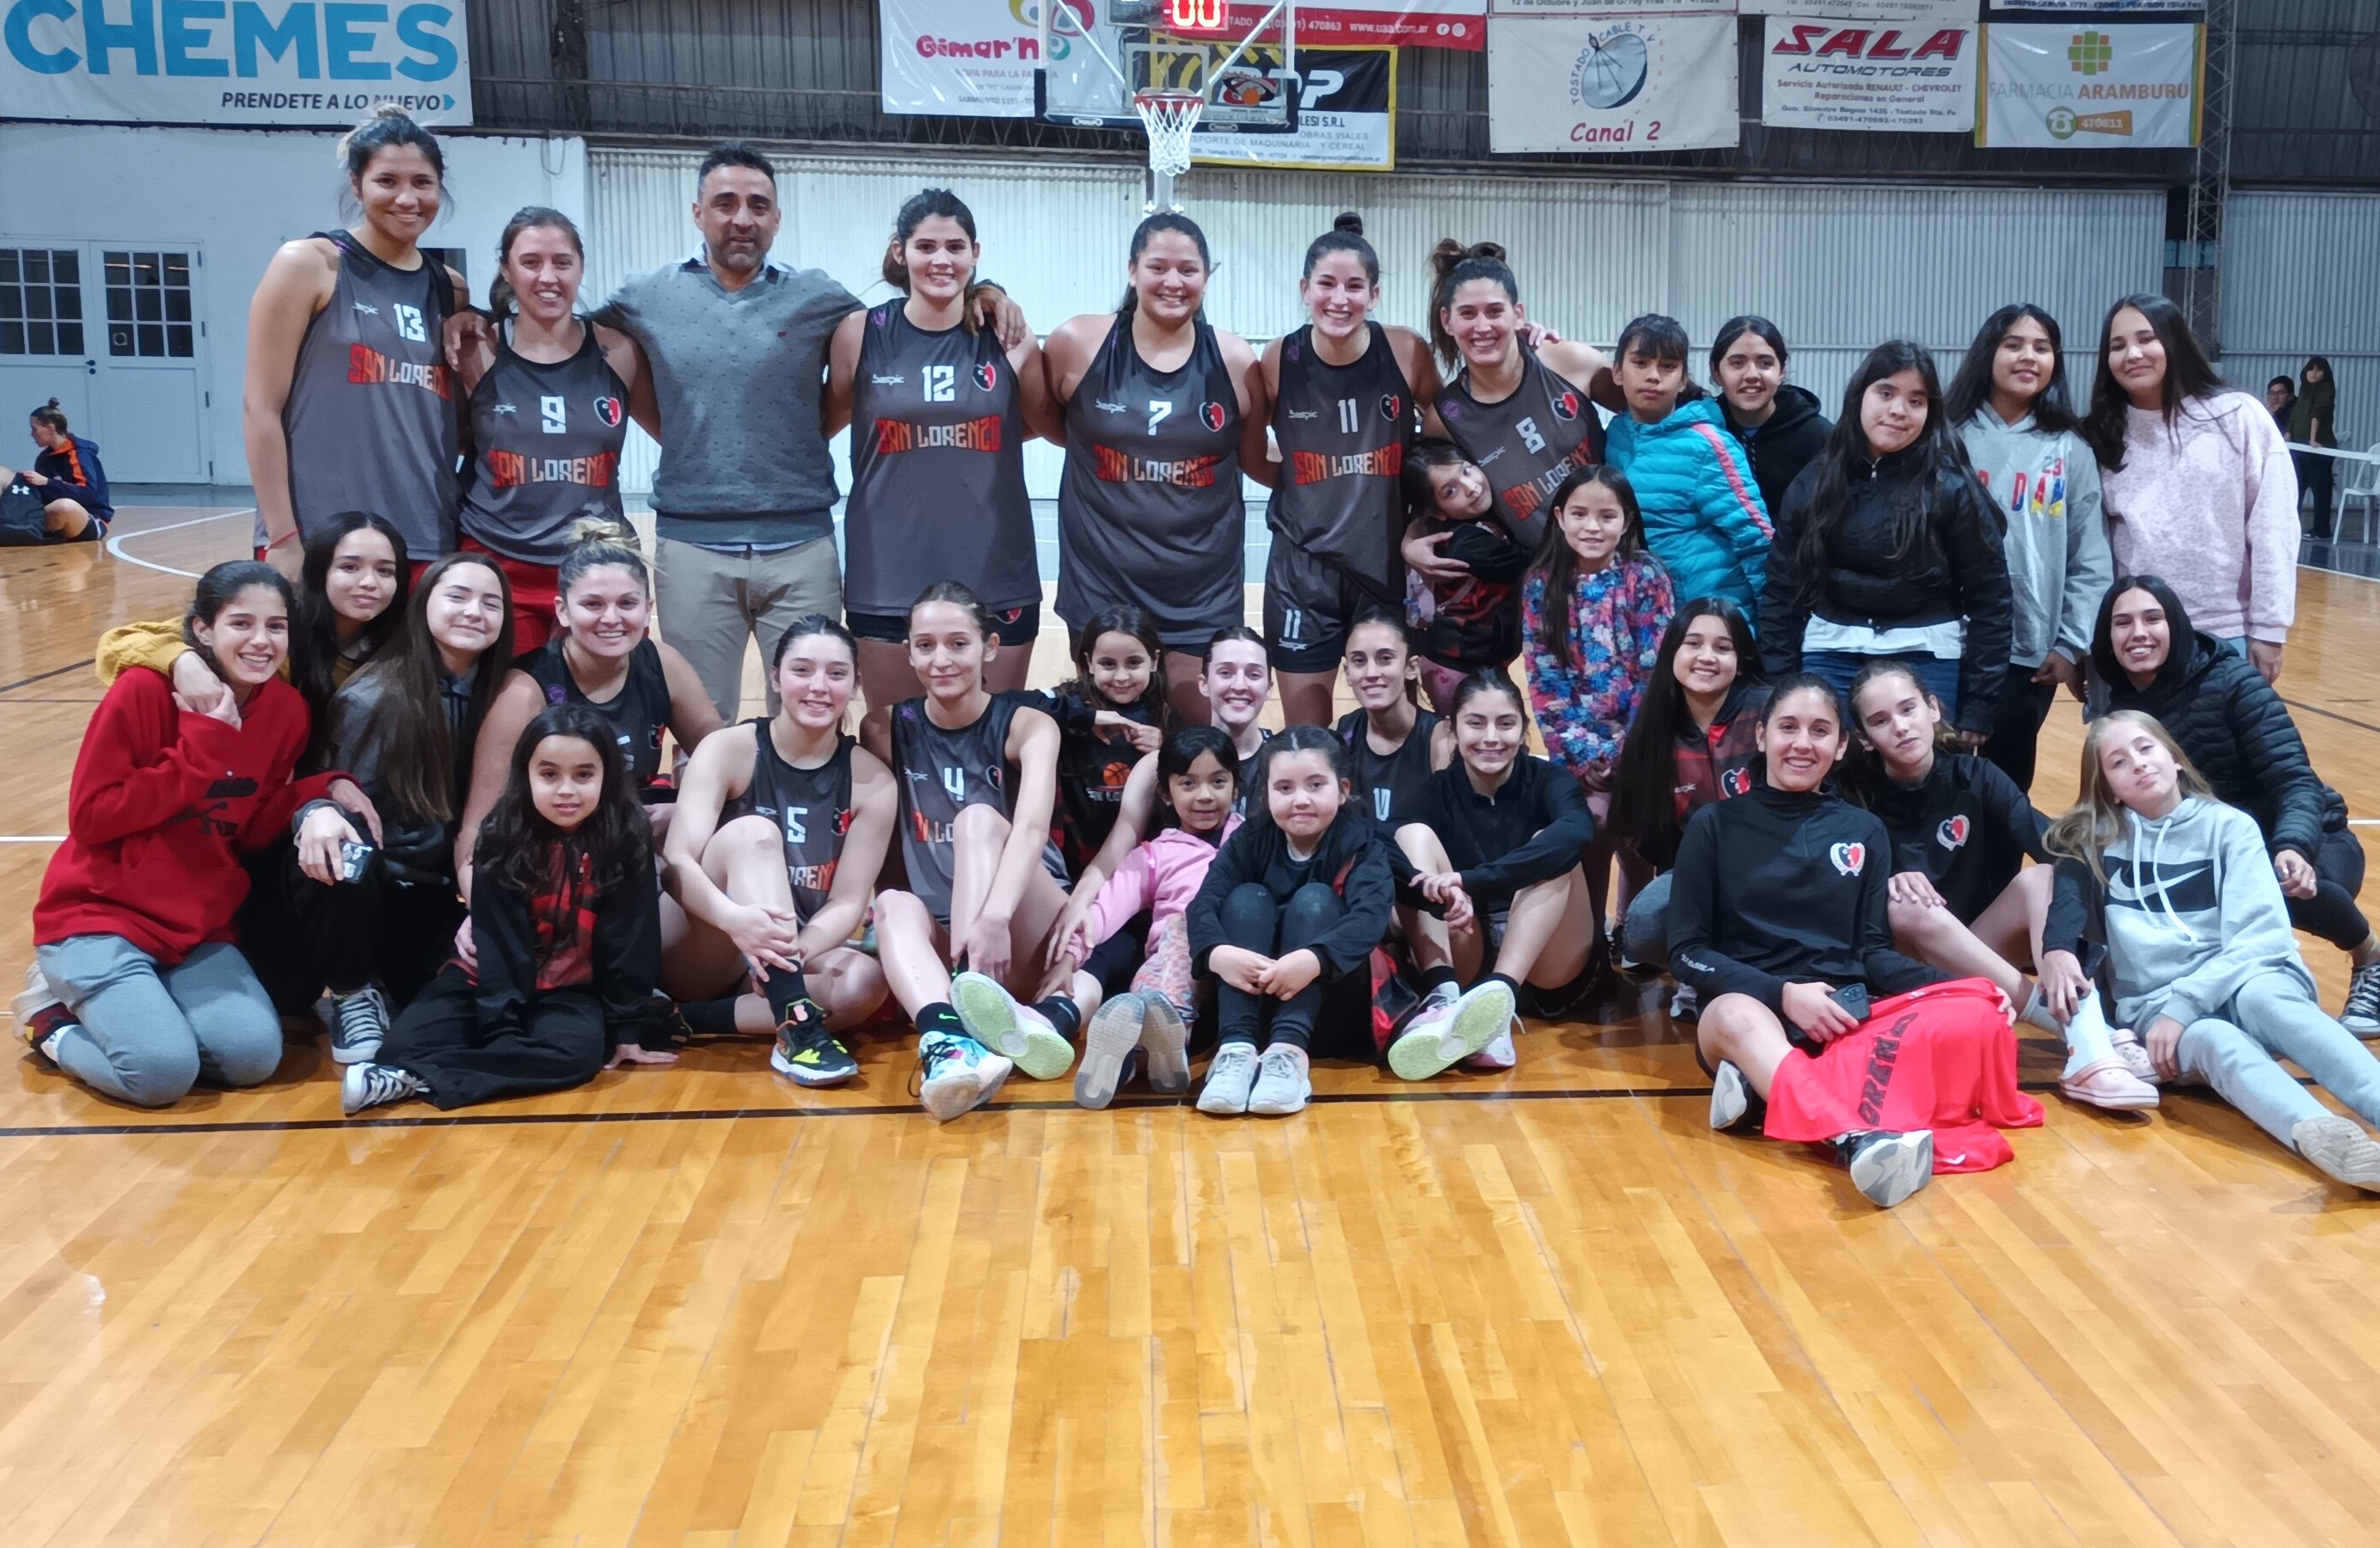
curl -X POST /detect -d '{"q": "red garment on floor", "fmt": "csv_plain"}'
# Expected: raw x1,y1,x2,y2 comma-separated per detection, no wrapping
1763,977,2043,1173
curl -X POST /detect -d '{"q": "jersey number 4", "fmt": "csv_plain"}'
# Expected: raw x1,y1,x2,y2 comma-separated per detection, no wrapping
942,767,966,803
924,365,956,403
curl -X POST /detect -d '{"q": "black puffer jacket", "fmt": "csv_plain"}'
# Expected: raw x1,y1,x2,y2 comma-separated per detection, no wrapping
1721,384,1831,519
1757,447,2014,734
2104,630,2347,859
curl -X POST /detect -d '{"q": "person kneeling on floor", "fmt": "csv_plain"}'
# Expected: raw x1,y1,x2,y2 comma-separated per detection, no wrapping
343,703,672,1113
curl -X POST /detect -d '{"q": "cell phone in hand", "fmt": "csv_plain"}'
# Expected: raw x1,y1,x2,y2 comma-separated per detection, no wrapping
338,838,375,884
1827,983,1870,1022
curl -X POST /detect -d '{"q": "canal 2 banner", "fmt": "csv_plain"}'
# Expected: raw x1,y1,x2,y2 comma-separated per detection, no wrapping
1487,12,1738,153
0,0,471,126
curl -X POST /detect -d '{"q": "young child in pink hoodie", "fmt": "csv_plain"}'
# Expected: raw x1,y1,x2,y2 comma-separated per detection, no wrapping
1050,724,1244,1109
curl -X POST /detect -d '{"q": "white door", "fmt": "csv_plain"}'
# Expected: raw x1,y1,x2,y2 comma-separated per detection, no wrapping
0,245,95,473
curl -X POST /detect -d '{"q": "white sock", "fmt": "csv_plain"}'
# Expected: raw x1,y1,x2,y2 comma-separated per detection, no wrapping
2058,991,2120,1079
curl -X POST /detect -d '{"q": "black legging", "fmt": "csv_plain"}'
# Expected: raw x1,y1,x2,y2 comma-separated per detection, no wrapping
1978,663,2058,796
285,846,466,1011
1216,881,1343,1052
2286,826,2371,952
2297,451,2337,540
380,966,606,1109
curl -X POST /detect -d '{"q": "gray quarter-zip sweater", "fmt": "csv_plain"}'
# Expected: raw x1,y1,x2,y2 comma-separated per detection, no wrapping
1958,407,2109,669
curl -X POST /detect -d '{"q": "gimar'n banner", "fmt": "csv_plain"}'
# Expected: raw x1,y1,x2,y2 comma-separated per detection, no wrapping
1487,11,1738,153
0,0,473,126
1979,22,2203,149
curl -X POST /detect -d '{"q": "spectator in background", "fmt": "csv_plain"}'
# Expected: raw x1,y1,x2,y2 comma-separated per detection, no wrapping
2289,355,2339,542
2264,377,2297,434
10,398,112,541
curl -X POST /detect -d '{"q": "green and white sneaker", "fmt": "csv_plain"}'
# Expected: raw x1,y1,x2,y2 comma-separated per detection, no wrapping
953,970,1075,1080
1386,979,1513,1081
917,1029,1011,1122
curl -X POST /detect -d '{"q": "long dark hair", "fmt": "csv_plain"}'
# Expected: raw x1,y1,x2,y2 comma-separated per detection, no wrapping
1526,467,1652,673
1789,341,1977,606
1943,303,2078,435
488,206,583,328
343,551,515,825
1401,437,1476,524
295,511,410,711
182,561,298,685
1608,598,1761,865
1708,315,1788,378
1426,238,1518,368
1153,723,1237,832
884,187,978,292
1119,212,1211,317
1614,313,1703,405
2089,572,2195,693
1244,723,1349,836
2082,292,2226,469
473,702,652,909
1058,602,1169,722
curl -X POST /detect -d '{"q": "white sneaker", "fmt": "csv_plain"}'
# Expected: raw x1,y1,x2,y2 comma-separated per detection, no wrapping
1463,1022,1518,1071
1709,1060,1751,1131
953,970,1075,1080
1386,980,1514,1081
341,1061,426,1115
1248,1043,1312,1116
1837,1130,1935,1209
1074,992,1143,1110
917,1029,1012,1122
1138,994,1192,1095
2293,1115,2380,1190
1197,1043,1259,1115
1668,985,1700,1023
328,985,390,1066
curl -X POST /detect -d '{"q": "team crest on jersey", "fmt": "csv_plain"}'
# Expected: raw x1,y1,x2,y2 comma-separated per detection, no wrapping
1200,401,1227,433
1829,841,1865,876
593,396,624,428
974,360,998,392
1552,390,1582,421
1721,767,1751,797
1937,814,1970,851
1380,392,1404,423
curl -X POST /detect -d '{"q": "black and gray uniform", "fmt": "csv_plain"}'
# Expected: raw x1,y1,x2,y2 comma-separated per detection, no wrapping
1057,315,1244,654
1335,707,1441,827
890,691,1037,924
844,302,1040,642
276,230,458,557
1234,729,1275,819
1435,351,1604,550
1265,323,1415,671
522,636,674,793
725,721,856,917
461,322,630,565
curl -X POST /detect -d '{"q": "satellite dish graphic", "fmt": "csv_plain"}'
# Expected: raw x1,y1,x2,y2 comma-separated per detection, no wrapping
1573,28,1649,111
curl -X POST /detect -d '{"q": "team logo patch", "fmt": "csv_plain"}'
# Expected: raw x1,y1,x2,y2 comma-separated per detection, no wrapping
1439,398,1462,421
1937,814,1970,851
1380,392,1404,423
1200,401,1228,433
974,359,998,392
592,396,624,428
834,806,855,837
1552,390,1582,421
1721,767,1751,797
1829,841,1866,876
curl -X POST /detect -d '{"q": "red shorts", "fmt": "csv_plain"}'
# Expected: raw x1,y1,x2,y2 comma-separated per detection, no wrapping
459,538,561,655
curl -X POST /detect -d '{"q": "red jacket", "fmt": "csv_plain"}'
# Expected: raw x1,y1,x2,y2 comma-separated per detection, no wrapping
36,667,341,963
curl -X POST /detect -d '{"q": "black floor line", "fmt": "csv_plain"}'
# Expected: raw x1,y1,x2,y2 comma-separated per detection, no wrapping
0,660,92,697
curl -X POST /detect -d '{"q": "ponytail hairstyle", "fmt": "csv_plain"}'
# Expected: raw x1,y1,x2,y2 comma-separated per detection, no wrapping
1942,303,2077,435
295,511,411,712
1343,603,1420,707
337,103,445,196
1153,723,1238,832
1708,315,1789,382
1401,437,1480,524
556,515,650,600
345,551,516,826
1244,722,1351,835
2082,292,2225,470
1119,211,1213,317
908,578,997,641
29,397,67,433
1058,602,1169,722
1791,340,1978,611
1426,238,1518,367
488,206,585,328
182,560,298,684
1448,666,1526,726
883,187,980,294
1841,658,1959,801
770,611,859,672
1609,597,1763,868
2044,710,2213,886
1204,622,1270,674
1302,212,1379,286
1613,313,1702,403
1756,672,1847,785
472,702,653,921
1526,466,1651,673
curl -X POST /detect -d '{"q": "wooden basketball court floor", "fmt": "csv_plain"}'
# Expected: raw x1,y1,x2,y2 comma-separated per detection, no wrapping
6,504,2380,1547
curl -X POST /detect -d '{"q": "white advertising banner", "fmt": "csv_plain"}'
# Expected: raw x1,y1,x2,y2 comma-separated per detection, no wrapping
1487,13,1739,153
1762,16,1976,132
1980,22,2200,149
1742,0,1974,18
1984,1,2197,10
1489,0,1728,14
1192,46,1395,170
880,0,1041,116
0,0,472,125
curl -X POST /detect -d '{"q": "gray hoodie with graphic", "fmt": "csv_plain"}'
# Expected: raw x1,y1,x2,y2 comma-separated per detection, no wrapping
1959,408,2110,670
2082,796,2315,1031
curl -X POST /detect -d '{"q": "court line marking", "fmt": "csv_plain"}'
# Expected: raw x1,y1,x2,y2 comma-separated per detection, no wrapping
103,507,253,579
0,836,63,843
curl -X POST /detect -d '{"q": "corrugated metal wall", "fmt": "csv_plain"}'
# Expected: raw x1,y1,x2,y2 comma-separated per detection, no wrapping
2222,191,2380,458
587,146,2165,500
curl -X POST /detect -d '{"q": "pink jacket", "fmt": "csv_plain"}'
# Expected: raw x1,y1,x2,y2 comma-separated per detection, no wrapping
1069,814,1242,960
2101,391,2300,644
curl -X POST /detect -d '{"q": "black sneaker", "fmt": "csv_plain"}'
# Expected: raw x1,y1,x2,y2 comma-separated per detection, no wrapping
2342,961,2380,1037
341,1061,426,1115
770,1003,857,1087
1834,1129,1935,1209
328,985,390,1066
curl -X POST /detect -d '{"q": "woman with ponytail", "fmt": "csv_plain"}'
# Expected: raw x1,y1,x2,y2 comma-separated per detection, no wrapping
1044,212,1268,726
243,105,469,571
1250,213,1436,724
454,207,645,652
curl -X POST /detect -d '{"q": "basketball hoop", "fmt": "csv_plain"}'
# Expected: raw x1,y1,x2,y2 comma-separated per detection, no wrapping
1133,89,1206,179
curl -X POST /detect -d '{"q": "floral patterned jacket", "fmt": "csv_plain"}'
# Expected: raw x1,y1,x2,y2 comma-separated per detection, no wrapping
1520,557,1675,781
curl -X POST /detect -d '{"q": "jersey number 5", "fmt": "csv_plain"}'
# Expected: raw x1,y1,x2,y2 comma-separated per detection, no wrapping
782,805,809,845
924,365,956,403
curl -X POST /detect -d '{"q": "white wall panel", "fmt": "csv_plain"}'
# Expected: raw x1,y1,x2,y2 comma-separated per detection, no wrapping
2222,192,2380,453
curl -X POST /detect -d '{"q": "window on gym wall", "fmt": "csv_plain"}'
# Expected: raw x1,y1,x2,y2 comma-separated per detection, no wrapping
0,249,88,357
103,250,194,359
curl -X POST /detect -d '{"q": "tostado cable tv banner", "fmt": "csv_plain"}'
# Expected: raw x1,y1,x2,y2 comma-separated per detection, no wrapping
1980,22,2201,149
0,0,471,126
1488,12,1738,153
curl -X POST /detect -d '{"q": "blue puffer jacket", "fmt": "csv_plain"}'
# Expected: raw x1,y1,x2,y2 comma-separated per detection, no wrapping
1604,396,1774,617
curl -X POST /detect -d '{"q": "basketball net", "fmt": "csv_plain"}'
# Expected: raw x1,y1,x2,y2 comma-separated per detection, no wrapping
1134,89,1205,212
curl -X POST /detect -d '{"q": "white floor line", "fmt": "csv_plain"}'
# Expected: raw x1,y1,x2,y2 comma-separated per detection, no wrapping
0,836,64,842
104,508,255,579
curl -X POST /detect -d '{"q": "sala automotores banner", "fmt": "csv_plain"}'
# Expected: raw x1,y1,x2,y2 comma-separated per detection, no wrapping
1,0,472,126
